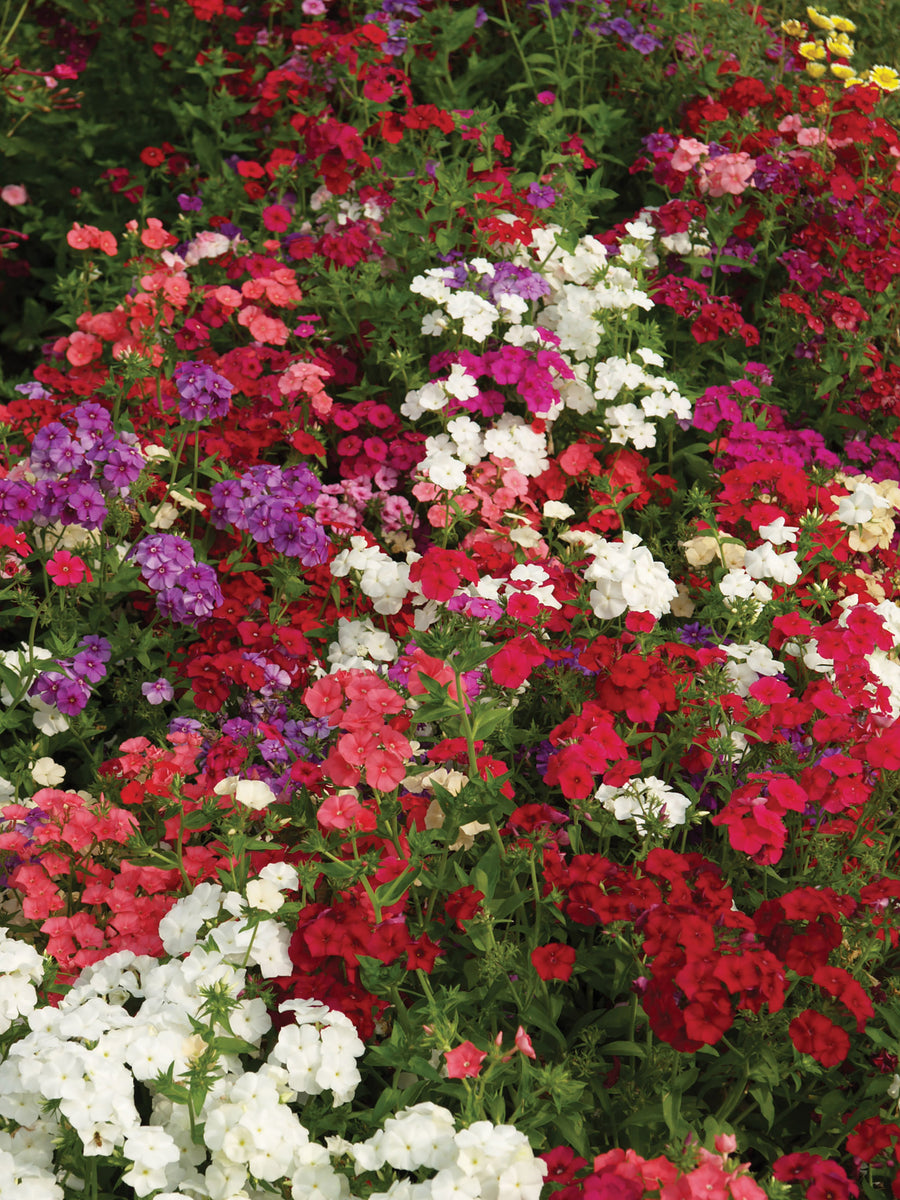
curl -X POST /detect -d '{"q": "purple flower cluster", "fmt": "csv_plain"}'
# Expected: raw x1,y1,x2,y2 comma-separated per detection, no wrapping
173,361,233,423
438,259,551,306
589,7,663,55
130,533,223,626
211,465,329,564
30,635,111,717
0,402,145,531
364,0,422,55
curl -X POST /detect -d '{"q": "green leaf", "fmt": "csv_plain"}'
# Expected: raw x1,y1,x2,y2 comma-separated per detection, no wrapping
749,1085,775,1130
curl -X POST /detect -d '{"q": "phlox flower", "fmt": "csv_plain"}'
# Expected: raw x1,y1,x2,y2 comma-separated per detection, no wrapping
789,1009,851,1068
317,792,376,832
141,678,174,705
444,1041,487,1078
213,776,277,811
45,549,90,588
530,943,576,981
697,152,757,198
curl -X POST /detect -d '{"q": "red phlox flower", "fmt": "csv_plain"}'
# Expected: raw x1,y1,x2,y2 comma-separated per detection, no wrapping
489,634,547,688
812,965,874,1031
789,1009,851,1068
531,942,576,981
845,1117,900,1164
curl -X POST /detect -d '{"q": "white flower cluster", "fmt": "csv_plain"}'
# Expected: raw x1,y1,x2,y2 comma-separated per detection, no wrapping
401,363,481,420
722,641,786,696
595,776,691,833
594,350,691,451
0,644,69,735
327,617,399,670
349,1104,547,1200
519,223,655,361
417,413,550,492
835,478,892,527
331,536,413,614
576,531,678,620
410,257,534,343
0,885,549,1200
0,876,364,1198
0,928,43,1035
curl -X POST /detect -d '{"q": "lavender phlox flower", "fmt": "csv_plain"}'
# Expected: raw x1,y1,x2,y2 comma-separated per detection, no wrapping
173,361,233,422
30,423,80,478
58,478,107,529
71,648,107,684
142,678,174,704
526,182,557,210
15,381,52,401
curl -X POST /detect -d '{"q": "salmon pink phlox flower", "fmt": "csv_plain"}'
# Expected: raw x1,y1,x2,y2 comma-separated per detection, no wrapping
444,1040,487,1078
317,791,376,832
697,152,756,197
670,137,708,171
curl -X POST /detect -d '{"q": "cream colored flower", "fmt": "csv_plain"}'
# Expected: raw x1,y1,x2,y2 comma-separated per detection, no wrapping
30,757,65,788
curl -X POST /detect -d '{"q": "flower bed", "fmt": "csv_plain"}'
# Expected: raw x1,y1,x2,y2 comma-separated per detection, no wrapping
2,1,900,1197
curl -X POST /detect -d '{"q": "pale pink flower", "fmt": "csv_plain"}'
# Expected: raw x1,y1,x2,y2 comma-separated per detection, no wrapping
698,152,756,197
670,137,709,171
1,184,27,206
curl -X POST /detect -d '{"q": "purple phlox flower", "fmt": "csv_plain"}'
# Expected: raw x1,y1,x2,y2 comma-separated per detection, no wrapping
526,181,558,210
173,361,234,423
630,32,662,54
102,444,145,492
528,0,574,15
177,193,203,212
142,678,174,705
0,480,39,524
15,381,52,401
71,648,108,684
72,402,113,440
59,479,107,529
56,676,91,715
29,672,67,707
643,131,675,154
30,423,81,477
79,635,111,662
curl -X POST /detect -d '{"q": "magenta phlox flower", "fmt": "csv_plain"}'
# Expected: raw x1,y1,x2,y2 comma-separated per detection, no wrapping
0,480,40,524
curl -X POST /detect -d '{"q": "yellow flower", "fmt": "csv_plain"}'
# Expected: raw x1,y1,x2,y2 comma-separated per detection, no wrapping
798,41,826,60
842,76,864,89
806,6,834,29
830,16,857,33
826,34,854,57
830,63,855,79
806,62,827,78
868,64,900,92
781,19,805,37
